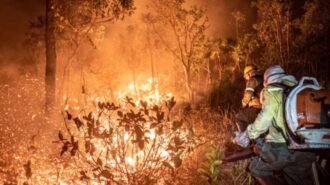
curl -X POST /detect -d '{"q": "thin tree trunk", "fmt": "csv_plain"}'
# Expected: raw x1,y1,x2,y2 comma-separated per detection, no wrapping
286,12,290,68
45,0,57,117
207,59,212,87
147,28,156,96
132,64,138,99
275,18,285,66
235,20,239,40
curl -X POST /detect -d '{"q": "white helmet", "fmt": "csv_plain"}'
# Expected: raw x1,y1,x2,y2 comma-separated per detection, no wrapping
264,65,285,86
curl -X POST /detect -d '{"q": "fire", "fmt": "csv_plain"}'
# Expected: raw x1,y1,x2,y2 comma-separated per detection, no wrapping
125,156,136,167
116,77,173,106
45,76,197,184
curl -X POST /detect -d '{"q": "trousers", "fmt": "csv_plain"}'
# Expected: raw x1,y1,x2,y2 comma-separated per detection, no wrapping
250,142,316,185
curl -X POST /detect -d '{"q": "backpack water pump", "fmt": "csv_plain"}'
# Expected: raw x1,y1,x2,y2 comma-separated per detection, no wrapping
285,77,330,149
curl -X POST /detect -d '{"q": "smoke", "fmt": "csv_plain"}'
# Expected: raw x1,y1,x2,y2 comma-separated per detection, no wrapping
91,0,256,96
0,0,44,80
0,1,256,182
0,0,257,104
0,0,255,81
191,0,256,38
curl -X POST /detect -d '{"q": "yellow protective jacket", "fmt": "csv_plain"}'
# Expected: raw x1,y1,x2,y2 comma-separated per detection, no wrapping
247,85,287,143
242,76,263,108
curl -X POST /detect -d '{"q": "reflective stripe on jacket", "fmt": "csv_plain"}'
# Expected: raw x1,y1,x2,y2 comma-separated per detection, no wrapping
242,76,262,108
247,85,287,143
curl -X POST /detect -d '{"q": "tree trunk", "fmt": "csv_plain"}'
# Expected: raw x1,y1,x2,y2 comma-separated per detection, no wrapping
286,12,290,69
45,0,57,117
147,28,156,94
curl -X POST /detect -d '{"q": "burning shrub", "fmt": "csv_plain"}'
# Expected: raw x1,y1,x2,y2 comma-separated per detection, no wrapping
57,96,202,184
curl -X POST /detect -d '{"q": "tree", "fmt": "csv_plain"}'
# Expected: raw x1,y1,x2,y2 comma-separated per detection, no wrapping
43,0,135,116
251,0,330,83
232,10,246,40
293,0,330,81
144,0,208,103
252,0,291,68
45,0,57,116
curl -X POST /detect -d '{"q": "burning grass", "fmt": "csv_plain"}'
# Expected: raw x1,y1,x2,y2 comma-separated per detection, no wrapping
0,74,253,185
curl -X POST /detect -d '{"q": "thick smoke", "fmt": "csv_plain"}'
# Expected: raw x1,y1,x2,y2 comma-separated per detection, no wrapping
93,0,256,99
0,0,44,80
194,0,256,38
0,0,255,81
0,0,255,183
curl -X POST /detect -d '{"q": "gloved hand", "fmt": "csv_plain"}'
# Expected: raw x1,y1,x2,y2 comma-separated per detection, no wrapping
232,131,250,148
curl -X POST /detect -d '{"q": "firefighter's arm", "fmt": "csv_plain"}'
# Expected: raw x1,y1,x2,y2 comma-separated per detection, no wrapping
242,90,254,107
247,90,275,139
242,79,258,107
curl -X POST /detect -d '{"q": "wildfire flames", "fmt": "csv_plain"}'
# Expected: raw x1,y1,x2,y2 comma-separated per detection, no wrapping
116,77,173,106
55,78,198,184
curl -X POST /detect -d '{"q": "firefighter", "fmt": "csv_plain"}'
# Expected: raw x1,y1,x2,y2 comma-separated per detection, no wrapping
233,65,316,185
235,65,263,132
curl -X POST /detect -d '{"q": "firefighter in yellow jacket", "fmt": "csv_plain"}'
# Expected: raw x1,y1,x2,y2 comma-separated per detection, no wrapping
234,65,316,185
235,65,263,131
242,65,263,108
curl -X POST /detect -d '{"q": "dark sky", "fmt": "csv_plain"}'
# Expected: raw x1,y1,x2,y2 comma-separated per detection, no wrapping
0,0,44,61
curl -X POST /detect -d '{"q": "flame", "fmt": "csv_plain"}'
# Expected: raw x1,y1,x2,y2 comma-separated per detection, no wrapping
128,83,135,90
59,181,68,185
51,77,179,184
124,132,130,141
125,156,136,167
149,129,156,140
116,77,173,106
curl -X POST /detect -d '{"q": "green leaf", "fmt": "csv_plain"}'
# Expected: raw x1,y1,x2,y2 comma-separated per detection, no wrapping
213,160,222,166
165,97,176,111
138,117,147,122
58,131,64,141
97,158,103,167
157,111,164,123
157,126,164,135
60,144,68,156
99,170,113,179
73,117,84,129
117,111,123,117
138,139,145,150
140,100,148,109
23,160,32,179
197,168,211,178
66,111,72,120
98,102,104,109
174,136,184,148
92,167,100,171
172,120,183,131
85,140,91,153
70,141,79,156
119,0,133,9
173,155,182,168
134,125,144,139
126,96,136,107
80,170,90,180
150,122,158,129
